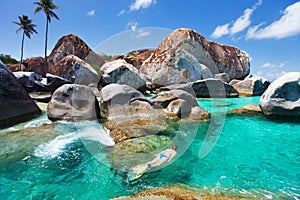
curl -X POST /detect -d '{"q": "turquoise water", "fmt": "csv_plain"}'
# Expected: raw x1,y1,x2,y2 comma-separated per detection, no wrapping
0,97,299,199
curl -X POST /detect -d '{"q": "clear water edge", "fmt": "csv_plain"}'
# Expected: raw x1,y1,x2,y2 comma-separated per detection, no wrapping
0,96,299,200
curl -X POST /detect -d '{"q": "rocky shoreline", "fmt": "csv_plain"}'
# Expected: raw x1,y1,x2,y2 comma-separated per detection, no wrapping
1,27,299,199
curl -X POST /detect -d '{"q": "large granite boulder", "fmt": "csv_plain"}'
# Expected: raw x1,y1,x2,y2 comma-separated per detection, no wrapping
122,49,155,69
47,84,100,121
200,64,214,79
140,28,250,88
47,34,105,68
100,84,147,119
160,78,239,98
215,72,230,83
49,55,100,86
100,59,146,91
151,90,198,108
13,71,47,93
151,90,210,119
140,49,202,88
44,73,71,93
0,61,41,128
232,74,270,96
23,57,47,77
260,72,300,117
13,72,71,94
100,84,167,143
6,63,26,72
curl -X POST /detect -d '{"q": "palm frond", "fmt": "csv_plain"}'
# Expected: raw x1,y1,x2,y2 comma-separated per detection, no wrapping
16,27,22,33
50,11,59,20
34,6,42,14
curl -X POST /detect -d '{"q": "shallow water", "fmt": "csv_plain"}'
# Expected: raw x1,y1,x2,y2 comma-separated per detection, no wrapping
0,97,299,199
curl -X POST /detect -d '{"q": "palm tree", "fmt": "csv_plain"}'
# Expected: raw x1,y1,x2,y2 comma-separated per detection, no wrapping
13,15,38,68
34,0,59,67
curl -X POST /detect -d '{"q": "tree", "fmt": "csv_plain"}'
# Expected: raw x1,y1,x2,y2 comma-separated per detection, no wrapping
13,15,38,68
34,0,59,67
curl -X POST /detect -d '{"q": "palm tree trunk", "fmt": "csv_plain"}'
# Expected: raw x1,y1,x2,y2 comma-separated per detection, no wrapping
44,17,49,69
20,30,25,69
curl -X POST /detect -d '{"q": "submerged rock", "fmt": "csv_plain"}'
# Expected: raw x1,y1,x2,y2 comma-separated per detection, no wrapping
104,116,167,144
0,61,41,128
160,79,239,98
47,84,100,121
140,28,250,88
228,104,262,115
260,72,300,117
0,124,58,166
112,184,253,200
100,59,146,91
232,74,270,96
108,135,172,170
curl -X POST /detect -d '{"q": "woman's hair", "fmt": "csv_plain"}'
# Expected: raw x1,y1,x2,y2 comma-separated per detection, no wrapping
172,145,177,151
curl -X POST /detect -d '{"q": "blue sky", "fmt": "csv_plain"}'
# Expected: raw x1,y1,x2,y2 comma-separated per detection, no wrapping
0,0,299,80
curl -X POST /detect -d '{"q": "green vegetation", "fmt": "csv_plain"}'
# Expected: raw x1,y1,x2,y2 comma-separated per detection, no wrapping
13,15,37,66
90,64,102,76
34,0,59,66
130,54,137,59
0,54,19,64
100,53,113,61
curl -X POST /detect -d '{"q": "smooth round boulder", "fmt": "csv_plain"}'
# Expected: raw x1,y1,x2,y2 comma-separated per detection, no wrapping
166,99,192,118
47,84,100,121
160,79,239,98
232,74,270,96
151,90,198,108
260,72,300,117
100,59,146,91
100,84,147,118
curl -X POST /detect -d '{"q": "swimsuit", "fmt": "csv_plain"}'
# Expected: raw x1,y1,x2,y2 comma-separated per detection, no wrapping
159,153,168,159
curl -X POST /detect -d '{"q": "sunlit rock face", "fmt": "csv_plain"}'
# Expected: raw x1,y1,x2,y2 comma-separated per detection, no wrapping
140,28,250,88
260,72,300,117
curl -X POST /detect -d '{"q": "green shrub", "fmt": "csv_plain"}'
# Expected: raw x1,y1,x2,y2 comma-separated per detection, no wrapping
90,64,101,76
0,54,19,64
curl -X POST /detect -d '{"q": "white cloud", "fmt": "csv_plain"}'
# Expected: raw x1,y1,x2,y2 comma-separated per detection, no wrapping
136,29,151,38
128,22,138,31
260,61,288,68
130,0,156,11
211,23,230,39
118,9,126,16
127,22,151,38
86,9,95,16
247,1,300,39
211,0,262,39
118,0,156,16
255,69,287,81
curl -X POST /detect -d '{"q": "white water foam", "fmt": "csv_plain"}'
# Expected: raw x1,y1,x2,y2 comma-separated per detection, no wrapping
34,131,78,159
34,122,114,159
24,119,52,128
78,125,115,147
